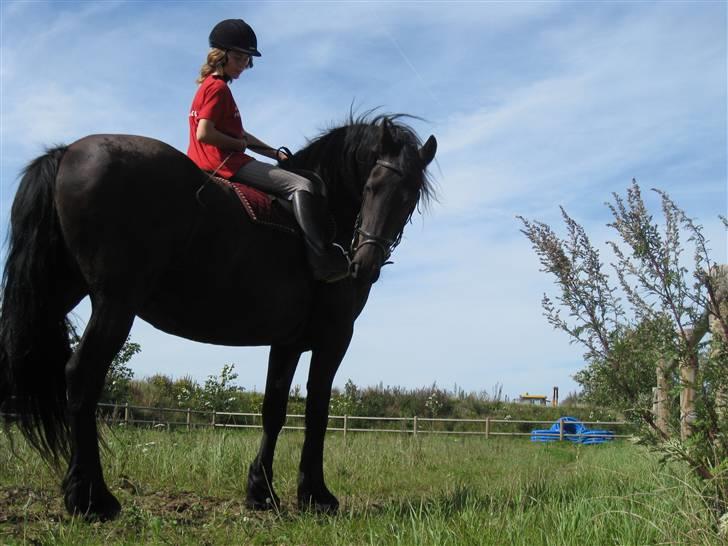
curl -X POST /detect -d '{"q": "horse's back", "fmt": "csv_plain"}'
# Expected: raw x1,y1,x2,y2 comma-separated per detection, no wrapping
62,134,203,189
56,134,205,288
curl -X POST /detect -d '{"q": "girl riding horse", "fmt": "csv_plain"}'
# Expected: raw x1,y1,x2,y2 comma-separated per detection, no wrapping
188,18,350,282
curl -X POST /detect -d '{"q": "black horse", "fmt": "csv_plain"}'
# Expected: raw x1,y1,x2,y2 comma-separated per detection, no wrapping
0,114,436,520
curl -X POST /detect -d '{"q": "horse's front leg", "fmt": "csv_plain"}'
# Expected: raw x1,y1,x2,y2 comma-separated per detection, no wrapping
246,344,301,510
297,341,351,513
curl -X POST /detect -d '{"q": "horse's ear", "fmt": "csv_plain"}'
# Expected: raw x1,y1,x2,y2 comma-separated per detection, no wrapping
419,135,437,166
380,118,398,155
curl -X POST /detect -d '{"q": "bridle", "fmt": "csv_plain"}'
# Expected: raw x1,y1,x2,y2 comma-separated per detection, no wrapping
349,159,409,265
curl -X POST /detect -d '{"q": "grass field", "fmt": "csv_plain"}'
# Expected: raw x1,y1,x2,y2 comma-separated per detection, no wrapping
0,426,722,545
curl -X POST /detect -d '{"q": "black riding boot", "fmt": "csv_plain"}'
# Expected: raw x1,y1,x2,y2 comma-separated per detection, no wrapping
292,191,350,283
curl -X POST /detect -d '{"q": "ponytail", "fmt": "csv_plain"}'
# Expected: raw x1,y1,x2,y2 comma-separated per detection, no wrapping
197,48,227,84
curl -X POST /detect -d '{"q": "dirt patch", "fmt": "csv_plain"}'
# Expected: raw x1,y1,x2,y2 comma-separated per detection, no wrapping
0,486,66,524
0,485,280,536
134,490,252,525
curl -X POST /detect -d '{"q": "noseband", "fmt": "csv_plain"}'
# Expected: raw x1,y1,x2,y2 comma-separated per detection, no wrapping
349,160,407,265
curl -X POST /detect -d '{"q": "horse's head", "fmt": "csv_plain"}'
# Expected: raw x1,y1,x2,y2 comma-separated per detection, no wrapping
350,118,437,283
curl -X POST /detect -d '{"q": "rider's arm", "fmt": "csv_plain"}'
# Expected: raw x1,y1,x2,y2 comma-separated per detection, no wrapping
196,119,247,152
244,132,289,161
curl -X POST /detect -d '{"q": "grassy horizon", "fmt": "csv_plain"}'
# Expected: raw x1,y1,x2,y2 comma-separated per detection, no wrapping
0,426,722,545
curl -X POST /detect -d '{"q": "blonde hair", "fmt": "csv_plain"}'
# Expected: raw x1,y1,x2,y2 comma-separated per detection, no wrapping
196,48,227,84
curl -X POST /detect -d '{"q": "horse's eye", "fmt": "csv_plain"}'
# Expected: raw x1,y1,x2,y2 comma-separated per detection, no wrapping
365,181,381,195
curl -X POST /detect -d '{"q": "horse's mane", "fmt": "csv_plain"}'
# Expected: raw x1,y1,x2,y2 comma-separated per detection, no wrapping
288,112,436,209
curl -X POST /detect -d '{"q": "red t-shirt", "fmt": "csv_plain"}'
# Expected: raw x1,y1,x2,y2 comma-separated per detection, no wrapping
187,75,253,178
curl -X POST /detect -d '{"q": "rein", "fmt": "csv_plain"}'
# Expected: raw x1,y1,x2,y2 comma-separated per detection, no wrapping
195,152,235,206
246,143,293,161
247,144,330,198
195,145,307,206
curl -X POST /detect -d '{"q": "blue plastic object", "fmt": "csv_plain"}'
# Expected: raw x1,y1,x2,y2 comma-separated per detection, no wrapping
530,416,614,444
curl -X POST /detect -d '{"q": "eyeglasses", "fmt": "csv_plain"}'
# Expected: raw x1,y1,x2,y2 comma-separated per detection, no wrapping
227,51,251,66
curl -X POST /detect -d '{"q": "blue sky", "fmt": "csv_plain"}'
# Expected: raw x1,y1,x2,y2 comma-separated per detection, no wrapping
1,1,726,400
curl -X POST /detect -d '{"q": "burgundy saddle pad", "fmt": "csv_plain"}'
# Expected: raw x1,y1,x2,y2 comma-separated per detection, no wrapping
209,175,299,236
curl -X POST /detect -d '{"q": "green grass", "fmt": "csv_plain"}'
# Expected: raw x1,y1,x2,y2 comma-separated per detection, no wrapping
0,426,723,545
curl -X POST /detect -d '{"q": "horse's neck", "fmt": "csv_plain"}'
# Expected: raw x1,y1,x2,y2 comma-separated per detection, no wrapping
330,190,360,248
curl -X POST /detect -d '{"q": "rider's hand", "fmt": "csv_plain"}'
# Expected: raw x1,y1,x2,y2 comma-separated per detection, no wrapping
277,148,289,161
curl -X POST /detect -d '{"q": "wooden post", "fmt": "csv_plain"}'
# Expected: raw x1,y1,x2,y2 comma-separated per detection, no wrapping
343,414,348,439
709,267,728,422
124,402,129,426
413,415,418,436
654,358,670,436
679,328,698,440
211,410,216,428
186,408,192,431
680,360,697,440
559,418,564,441
485,417,490,439
710,305,728,421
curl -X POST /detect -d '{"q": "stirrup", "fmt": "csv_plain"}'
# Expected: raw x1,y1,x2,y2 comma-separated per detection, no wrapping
311,244,351,283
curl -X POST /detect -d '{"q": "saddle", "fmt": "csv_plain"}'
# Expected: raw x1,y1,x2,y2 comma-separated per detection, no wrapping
207,175,299,235
202,168,335,240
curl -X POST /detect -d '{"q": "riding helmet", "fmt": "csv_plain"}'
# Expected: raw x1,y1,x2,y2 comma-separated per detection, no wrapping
209,19,262,57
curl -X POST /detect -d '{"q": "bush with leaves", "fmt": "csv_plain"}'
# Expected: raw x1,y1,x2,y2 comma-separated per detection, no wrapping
198,363,244,412
173,376,202,409
101,338,139,404
519,180,728,511
330,379,362,415
68,328,140,404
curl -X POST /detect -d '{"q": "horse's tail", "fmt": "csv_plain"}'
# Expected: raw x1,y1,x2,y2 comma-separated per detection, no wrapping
0,145,74,466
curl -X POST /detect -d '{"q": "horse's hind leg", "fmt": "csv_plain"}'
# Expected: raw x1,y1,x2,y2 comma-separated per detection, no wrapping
246,344,301,510
62,299,134,521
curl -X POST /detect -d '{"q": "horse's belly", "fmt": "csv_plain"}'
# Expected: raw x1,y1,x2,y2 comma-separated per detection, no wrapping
138,281,310,346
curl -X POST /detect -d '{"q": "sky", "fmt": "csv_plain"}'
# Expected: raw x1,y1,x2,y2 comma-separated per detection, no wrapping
1,1,726,401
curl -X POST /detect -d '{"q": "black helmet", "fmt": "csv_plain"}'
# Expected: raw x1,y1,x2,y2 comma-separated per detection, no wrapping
209,19,261,57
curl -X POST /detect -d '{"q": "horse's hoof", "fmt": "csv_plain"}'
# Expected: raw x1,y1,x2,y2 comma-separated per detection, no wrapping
245,495,280,511
297,490,339,514
64,483,121,521
246,463,280,511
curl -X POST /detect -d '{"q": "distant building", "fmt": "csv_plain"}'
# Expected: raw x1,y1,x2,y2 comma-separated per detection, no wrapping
519,393,548,406
518,387,559,407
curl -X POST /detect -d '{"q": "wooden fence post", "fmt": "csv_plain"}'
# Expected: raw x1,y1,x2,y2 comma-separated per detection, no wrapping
344,414,348,439
559,418,564,441
211,410,216,428
680,328,698,440
485,417,490,440
413,415,418,436
124,402,129,426
654,358,670,436
710,266,728,421
712,312,728,421
186,408,192,431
